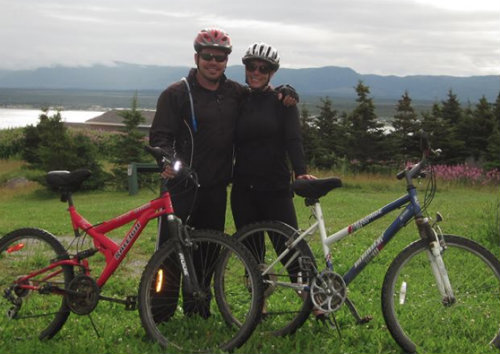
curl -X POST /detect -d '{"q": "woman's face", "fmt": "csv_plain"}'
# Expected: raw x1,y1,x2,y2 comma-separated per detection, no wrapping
244,59,274,89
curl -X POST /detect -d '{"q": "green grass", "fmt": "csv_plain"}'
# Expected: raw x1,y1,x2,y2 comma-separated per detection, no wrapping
0,161,499,354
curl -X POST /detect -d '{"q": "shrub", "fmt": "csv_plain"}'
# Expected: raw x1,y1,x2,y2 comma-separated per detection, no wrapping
21,110,110,190
0,128,24,158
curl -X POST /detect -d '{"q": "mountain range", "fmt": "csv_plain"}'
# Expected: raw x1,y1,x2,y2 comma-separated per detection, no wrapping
0,62,498,102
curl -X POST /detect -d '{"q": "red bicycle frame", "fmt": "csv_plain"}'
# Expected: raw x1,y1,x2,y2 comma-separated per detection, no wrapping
19,191,175,290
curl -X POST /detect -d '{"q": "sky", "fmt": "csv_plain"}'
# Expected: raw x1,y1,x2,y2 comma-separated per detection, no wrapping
1,0,499,77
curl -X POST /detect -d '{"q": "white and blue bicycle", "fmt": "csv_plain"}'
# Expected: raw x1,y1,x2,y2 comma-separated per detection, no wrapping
225,134,500,353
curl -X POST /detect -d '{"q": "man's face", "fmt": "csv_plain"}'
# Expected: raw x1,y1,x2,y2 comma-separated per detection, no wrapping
195,48,228,83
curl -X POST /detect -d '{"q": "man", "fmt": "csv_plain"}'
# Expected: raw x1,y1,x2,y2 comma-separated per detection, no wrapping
149,28,296,319
150,28,243,237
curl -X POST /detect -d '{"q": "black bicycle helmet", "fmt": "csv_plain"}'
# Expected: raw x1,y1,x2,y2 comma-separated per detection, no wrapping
242,42,280,71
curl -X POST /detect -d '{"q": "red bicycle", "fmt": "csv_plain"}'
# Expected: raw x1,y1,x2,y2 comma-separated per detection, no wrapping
0,146,263,353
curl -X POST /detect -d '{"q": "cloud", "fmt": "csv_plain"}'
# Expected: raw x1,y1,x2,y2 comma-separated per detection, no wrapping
0,0,498,76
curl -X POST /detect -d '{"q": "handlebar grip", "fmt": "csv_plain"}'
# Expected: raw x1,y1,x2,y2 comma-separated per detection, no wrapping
144,145,172,165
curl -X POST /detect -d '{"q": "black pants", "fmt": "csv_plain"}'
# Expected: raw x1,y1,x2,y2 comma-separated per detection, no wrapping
231,183,300,278
154,181,227,319
231,183,298,230
158,181,227,245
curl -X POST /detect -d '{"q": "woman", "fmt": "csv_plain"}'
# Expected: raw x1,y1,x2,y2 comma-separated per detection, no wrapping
231,42,317,309
231,41,315,234
231,42,318,321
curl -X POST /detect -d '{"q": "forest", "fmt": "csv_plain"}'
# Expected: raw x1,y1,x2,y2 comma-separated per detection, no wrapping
300,81,500,175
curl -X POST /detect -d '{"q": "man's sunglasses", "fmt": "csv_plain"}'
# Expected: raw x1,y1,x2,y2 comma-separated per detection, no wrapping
199,52,228,63
245,63,272,74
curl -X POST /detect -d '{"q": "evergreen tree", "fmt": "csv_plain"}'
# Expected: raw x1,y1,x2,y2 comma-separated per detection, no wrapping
485,126,500,169
420,103,448,163
299,103,320,167
314,97,343,168
440,90,467,163
460,96,495,162
111,93,152,190
485,93,500,169
345,81,385,170
391,91,420,163
493,92,500,131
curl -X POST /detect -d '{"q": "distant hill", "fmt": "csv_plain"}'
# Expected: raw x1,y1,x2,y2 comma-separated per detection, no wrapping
0,63,498,102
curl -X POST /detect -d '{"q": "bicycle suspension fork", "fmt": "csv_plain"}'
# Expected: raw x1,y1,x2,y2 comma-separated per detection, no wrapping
166,214,201,296
415,215,455,305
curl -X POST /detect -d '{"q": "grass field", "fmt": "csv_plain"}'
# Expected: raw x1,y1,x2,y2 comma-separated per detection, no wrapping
0,160,499,354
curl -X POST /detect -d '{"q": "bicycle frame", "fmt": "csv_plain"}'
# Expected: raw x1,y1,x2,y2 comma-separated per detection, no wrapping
262,183,424,287
19,192,175,290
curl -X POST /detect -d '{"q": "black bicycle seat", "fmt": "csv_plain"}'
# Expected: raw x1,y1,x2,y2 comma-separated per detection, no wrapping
292,177,342,199
46,169,92,192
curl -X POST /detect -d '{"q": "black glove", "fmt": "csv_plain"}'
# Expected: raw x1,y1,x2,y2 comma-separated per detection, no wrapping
275,84,300,103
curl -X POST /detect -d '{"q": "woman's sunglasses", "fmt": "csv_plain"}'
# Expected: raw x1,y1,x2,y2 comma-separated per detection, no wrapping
199,52,228,63
245,63,272,74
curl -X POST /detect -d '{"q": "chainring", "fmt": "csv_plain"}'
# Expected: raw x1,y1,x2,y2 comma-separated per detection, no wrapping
66,274,100,315
310,270,347,313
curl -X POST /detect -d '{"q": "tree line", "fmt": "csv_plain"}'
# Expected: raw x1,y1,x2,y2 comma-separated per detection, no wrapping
300,81,500,172
1,83,499,191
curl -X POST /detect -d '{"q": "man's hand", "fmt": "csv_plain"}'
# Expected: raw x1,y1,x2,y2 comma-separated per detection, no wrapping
296,174,317,180
276,84,299,107
161,165,177,179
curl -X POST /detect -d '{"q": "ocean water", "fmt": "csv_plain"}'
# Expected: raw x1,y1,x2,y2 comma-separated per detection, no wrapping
0,108,105,130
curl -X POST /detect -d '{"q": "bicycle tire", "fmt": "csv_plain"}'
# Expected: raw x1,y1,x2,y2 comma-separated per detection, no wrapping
231,221,316,336
0,228,74,340
382,234,500,353
138,229,264,353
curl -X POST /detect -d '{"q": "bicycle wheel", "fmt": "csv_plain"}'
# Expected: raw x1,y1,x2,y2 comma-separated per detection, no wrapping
138,229,263,353
231,221,316,336
382,234,500,353
0,228,74,340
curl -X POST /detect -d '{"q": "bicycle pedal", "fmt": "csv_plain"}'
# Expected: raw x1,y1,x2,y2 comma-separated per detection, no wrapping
358,315,373,324
125,295,137,311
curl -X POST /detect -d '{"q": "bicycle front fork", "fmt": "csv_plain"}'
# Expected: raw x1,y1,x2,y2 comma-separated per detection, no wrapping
415,215,456,305
166,214,201,296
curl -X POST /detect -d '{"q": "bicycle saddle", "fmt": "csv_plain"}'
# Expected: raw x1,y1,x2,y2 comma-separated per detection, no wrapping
46,169,92,192
292,177,342,199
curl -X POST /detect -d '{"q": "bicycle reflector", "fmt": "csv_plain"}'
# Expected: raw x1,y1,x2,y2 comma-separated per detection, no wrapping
7,243,24,253
155,269,164,293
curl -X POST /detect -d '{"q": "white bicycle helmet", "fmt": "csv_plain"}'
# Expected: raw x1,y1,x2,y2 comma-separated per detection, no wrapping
242,42,280,71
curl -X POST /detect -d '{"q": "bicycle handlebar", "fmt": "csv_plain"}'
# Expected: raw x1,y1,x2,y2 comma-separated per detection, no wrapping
144,145,197,183
396,131,441,181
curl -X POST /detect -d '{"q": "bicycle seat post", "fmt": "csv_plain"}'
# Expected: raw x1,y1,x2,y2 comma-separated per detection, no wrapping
64,191,74,207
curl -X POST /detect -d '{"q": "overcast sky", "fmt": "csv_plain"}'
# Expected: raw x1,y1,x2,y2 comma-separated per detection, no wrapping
1,0,499,77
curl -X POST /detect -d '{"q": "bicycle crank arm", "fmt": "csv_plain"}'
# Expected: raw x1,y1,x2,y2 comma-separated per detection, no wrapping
98,294,137,310
345,297,372,324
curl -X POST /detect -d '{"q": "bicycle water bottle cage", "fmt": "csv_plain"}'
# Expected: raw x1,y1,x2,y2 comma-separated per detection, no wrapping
46,169,92,201
292,177,343,201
